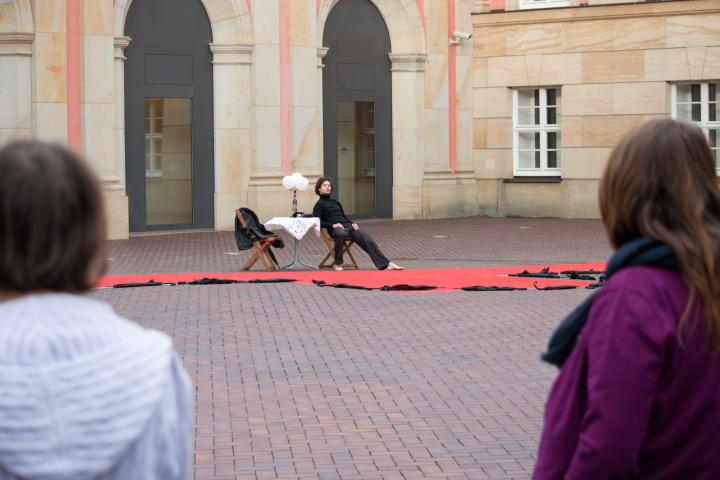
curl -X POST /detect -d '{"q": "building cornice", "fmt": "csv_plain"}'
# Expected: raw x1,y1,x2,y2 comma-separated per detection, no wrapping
317,47,329,68
389,53,428,72
0,33,34,56
210,43,253,65
114,36,131,60
473,0,720,27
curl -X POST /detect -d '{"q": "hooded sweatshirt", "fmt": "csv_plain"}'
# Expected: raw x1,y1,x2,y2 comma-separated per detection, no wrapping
0,293,192,480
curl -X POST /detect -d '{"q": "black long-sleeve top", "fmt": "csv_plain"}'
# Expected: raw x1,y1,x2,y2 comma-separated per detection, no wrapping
312,195,352,232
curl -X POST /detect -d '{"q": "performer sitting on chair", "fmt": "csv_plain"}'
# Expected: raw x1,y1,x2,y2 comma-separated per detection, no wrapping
312,177,403,271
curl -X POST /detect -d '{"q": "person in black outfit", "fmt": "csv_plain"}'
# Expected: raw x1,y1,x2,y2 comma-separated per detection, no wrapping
312,177,403,271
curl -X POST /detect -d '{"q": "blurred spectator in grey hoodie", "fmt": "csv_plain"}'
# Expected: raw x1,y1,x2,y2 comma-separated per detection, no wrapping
0,141,192,480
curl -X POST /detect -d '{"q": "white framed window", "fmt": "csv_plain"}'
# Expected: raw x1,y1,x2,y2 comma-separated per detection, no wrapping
519,0,571,9
513,87,561,177
144,98,164,178
672,82,719,172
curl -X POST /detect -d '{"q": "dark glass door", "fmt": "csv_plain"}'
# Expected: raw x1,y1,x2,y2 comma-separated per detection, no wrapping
323,0,392,219
124,0,214,231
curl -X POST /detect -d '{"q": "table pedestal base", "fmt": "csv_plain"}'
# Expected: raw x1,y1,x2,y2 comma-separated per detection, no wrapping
281,237,318,270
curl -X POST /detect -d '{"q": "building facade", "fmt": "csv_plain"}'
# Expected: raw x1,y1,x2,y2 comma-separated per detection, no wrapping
474,0,720,218
0,0,716,239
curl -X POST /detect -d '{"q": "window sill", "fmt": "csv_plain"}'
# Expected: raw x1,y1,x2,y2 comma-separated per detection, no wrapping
504,176,562,183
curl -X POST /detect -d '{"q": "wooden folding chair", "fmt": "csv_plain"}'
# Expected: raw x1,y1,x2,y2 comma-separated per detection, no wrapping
235,209,279,271
318,229,359,269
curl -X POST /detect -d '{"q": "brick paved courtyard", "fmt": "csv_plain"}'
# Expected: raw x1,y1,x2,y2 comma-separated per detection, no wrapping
92,217,612,479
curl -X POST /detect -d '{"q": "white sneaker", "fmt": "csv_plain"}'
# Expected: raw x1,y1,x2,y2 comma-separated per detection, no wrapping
333,265,344,271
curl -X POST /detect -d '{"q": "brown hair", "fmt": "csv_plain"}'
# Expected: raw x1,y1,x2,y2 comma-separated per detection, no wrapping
315,176,333,196
0,140,107,293
599,119,720,350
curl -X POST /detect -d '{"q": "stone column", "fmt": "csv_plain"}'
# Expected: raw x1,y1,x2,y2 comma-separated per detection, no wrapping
103,35,131,239
316,46,329,175
389,53,427,219
0,33,33,143
247,2,284,218
113,36,130,190
210,43,254,230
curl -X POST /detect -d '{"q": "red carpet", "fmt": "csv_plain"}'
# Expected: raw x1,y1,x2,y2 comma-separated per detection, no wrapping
98,261,606,291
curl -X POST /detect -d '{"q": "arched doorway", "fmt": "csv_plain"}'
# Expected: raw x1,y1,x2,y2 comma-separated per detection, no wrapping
322,0,393,218
124,0,214,231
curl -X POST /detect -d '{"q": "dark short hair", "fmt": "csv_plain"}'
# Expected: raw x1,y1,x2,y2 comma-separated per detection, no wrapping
315,176,333,196
0,140,107,293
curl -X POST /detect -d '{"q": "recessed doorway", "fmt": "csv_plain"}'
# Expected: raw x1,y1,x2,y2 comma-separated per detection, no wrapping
323,0,392,219
124,0,214,232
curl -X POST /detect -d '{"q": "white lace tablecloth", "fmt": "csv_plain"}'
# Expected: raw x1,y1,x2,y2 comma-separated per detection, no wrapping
265,217,320,240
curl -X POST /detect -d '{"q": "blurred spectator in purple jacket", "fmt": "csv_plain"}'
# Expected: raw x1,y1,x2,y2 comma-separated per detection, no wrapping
534,119,720,479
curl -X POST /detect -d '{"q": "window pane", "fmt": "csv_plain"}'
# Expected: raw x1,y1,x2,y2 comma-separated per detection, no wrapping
710,83,717,102
710,129,718,169
518,130,540,169
547,131,560,170
547,107,557,125
336,101,376,216
676,84,693,104
144,97,192,226
518,150,535,169
518,107,539,126
546,88,556,106
519,131,539,150
692,103,702,122
547,150,557,169
675,84,702,122
548,131,557,149
676,103,692,122
517,89,541,126
517,89,538,109
691,84,701,102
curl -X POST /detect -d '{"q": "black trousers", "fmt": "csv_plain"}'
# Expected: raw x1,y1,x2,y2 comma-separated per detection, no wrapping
332,227,389,270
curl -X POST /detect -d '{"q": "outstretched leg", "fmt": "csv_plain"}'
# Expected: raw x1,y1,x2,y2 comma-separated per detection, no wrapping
349,229,393,270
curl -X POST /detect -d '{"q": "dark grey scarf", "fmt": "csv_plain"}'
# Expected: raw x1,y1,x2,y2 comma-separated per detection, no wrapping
541,237,678,368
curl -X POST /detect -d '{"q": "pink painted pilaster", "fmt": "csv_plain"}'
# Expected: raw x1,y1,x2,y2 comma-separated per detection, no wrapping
280,0,292,174
67,0,82,151
490,0,505,11
447,0,457,175
317,0,322,12
246,0,252,14
416,0,424,20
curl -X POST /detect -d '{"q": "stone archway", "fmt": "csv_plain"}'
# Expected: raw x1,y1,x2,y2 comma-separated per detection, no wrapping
318,0,428,219
113,0,255,230
114,0,252,42
318,0,426,55
0,0,33,33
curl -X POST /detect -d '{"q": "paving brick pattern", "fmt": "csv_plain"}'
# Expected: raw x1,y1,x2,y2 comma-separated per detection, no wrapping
93,218,612,479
